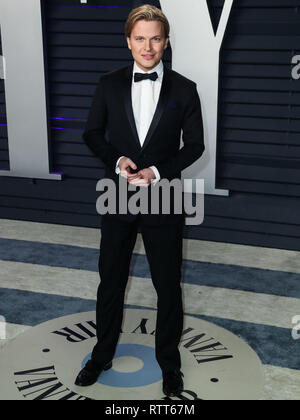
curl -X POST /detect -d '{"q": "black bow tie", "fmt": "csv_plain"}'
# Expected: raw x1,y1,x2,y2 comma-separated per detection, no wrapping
134,72,158,83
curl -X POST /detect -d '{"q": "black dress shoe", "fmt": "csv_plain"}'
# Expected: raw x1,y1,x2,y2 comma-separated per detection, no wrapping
75,360,112,387
162,370,184,397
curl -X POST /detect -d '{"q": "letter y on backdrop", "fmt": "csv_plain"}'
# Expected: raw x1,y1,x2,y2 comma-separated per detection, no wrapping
160,0,234,195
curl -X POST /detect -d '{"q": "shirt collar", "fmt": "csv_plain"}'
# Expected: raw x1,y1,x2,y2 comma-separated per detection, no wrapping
133,60,164,80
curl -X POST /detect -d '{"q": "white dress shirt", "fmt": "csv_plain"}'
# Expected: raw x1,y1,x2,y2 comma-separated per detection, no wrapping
115,60,163,184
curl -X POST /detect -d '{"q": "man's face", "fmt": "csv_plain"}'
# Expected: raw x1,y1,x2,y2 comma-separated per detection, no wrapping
127,19,169,72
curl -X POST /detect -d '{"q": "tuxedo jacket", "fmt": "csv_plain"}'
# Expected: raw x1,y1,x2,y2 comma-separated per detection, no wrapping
83,62,205,226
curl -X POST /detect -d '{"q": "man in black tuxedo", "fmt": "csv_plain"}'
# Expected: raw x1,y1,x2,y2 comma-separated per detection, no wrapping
75,4,204,397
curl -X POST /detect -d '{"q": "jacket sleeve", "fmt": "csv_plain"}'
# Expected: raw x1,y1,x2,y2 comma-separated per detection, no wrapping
155,83,205,179
83,77,121,172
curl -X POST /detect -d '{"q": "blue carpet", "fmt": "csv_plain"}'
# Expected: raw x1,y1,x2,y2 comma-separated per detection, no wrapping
0,287,299,370
0,238,299,298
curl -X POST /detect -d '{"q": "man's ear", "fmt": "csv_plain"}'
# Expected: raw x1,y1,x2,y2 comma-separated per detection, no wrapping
127,37,132,50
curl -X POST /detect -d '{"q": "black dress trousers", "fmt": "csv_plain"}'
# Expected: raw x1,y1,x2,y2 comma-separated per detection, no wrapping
91,214,184,372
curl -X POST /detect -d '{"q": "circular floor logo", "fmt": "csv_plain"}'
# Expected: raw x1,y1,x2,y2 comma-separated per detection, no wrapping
0,309,264,400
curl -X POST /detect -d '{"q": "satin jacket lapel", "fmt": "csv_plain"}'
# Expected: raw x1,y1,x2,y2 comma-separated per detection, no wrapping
123,63,141,150
122,63,171,151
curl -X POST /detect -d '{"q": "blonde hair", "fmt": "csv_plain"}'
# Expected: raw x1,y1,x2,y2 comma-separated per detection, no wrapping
125,4,170,39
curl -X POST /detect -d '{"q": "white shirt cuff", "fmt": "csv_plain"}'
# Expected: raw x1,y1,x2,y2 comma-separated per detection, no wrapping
115,156,125,175
150,165,160,185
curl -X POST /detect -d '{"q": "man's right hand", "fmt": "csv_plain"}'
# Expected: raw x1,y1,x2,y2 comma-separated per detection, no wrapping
118,157,140,182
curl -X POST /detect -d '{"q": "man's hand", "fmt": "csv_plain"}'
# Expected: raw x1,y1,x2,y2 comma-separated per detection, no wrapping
118,157,156,187
128,168,156,187
118,157,139,181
